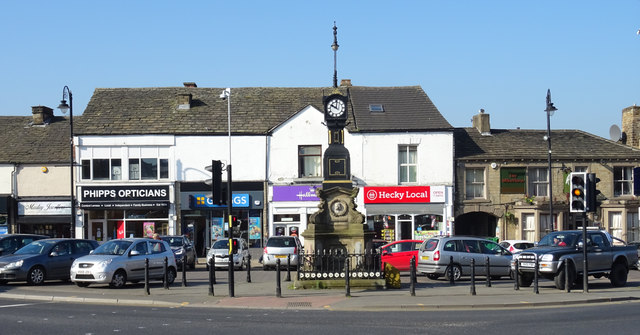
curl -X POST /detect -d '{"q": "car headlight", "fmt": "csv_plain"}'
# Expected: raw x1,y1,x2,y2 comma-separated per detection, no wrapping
4,260,23,269
97,259,113,269
540,254,554,262
174,249,184,255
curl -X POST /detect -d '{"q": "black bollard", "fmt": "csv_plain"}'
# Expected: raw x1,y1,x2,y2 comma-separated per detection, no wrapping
513,261,520,291
485,256,491,287
470,258,476,296
449,256,455,285
246,253,252,283
144,258,150,295
564,259,571,293
208,258,214,296
182,254,187,287
276,259,282,298
345,257,351,297
163,256,169,290
410,256,416,297
286,254,291,282
533,256,539,294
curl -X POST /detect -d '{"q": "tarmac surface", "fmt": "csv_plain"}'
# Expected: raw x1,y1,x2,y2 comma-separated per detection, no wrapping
2,257,640,311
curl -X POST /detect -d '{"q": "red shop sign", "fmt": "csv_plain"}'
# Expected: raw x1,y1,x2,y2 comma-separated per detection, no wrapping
364,186,432,204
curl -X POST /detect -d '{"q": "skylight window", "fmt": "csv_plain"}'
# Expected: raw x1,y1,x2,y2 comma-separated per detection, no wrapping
369,104,384,113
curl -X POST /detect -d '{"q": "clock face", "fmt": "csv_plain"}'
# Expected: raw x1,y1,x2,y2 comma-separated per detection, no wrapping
326,98,346,117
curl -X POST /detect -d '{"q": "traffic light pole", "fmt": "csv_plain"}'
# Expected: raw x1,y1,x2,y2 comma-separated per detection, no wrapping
582,211,589,293
227,164,234,297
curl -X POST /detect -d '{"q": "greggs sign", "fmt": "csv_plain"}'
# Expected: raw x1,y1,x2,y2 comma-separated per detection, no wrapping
364,186,445,204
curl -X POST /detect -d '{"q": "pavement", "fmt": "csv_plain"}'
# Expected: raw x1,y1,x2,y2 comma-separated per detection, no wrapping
1,257,640,311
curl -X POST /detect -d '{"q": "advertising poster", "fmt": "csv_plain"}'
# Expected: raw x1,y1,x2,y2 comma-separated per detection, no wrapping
249,217,261,240
143,222,155,238
116,220,125,239
211,217,224,241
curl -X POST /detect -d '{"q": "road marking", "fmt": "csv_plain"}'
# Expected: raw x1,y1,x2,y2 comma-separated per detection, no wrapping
0,302,47,308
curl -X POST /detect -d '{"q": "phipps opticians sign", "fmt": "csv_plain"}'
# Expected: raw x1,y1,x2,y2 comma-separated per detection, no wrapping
80,185,170,209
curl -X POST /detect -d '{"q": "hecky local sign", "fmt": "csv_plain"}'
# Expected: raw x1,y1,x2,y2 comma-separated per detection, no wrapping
364,186,445,204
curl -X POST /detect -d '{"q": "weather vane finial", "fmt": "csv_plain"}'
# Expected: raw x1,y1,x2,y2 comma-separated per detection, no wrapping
331,22,339,89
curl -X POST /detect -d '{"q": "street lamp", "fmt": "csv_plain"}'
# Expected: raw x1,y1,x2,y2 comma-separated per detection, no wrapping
57,86,75,238
545,89,557,232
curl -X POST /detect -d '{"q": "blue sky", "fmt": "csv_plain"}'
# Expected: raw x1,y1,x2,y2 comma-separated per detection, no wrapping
1,1,639,139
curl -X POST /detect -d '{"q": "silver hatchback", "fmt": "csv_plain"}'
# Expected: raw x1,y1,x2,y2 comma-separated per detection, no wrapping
70,238,177,288
417,236,513,280
262,236,302,270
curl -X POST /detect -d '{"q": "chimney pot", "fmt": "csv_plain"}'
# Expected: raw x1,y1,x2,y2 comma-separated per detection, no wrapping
340,79,352,87
183,82,197,88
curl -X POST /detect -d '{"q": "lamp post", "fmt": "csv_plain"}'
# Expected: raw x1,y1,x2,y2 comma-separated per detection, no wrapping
545,89,557,232
220,87,234,297
57,86,75,238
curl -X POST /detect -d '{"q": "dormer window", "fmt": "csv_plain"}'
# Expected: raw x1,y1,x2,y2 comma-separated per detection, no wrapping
369,104,384,113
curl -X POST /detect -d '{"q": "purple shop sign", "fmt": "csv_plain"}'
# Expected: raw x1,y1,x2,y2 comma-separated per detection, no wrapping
272,185,321,201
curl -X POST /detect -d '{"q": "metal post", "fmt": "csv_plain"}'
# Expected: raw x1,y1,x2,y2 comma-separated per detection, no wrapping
58,86,75,238
410,256,416,296
246,253,252,283
582,211,589,293
286,254,291,282
514,261,520,290
470,258,476,296
345,257,351,297
144,258,150,295
163,256,169,290
276,259,282,298
545,89,557,232
534,256,539,294
449,256,455,285
182,254,187,287
485,256,491,287
227,165,234,298
564,259,571,293
208,258,214,296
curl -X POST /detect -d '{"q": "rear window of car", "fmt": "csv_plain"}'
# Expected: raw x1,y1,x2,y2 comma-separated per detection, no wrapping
514,242,534,249
422,239,439,251
267,238,296,248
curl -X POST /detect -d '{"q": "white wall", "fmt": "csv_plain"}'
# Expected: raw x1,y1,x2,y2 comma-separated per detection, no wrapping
16,165,69,197
0,165,13,194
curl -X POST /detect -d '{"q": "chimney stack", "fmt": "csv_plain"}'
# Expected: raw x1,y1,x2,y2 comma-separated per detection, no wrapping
340,79,352,87
183,82,197,88
31,106,54,125
177,93,193,110
622,105,640,148
472,109,491,135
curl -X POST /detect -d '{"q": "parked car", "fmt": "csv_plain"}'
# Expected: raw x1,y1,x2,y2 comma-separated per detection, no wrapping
70,238,177,288
0,238,98,285
0,234,49,256
206,238,249,270
380,239,423,272
160,235,197,270
417,236,513,281
499,240,534,254
262,236,302,270
628,241,640,269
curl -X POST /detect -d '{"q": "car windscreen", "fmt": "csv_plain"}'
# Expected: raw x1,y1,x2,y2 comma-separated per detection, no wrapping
212,239,230,249
14,240,55,255
92,240,133,255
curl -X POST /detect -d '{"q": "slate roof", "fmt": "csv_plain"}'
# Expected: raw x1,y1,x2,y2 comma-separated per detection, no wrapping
455,128,640,162
0,116,70,164
76,86,451,135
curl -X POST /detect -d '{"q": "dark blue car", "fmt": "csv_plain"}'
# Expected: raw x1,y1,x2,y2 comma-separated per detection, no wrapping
0,238,99,285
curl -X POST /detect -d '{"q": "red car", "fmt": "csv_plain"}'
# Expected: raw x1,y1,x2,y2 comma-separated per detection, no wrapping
380,239,424,271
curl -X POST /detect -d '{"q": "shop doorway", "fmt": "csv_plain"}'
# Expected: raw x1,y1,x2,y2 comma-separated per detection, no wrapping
398,214,413,240
89,220,106,243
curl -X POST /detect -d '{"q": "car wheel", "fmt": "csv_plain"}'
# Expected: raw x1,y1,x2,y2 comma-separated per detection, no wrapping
27,266,45,285
554,261,576,290
610,262,628,287
76,282,90,288
109,270,127,288
444,264,462,281
517,273,533,287
166,267,177,285
426,274,440,280
0,280,7,285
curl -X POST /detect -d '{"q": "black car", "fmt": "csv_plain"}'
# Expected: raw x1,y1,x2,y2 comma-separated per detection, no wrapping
0,238,99,285
160,235,197,270
0,234,49,256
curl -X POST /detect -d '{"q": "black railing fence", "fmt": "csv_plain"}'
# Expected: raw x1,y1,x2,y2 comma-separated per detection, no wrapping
297,249,384,280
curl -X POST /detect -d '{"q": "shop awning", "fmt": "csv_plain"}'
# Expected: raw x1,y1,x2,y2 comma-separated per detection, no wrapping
364,203,444,216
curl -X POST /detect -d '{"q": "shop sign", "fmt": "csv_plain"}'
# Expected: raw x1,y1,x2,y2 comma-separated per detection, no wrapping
80,185,170,202
500,168,526,194
191,194,250,208
364,186,445,204
272,185,321,201
18,201,71,216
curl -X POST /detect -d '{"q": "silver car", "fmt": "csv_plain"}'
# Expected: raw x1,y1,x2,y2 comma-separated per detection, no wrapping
262,236,302,270
70,238,177,288
417,236,513,280
206,238,249,270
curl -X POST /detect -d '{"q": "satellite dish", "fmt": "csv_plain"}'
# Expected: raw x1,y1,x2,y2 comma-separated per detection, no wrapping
610,124,622,141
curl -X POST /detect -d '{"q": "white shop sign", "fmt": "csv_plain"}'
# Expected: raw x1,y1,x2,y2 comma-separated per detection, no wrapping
18,201,71,216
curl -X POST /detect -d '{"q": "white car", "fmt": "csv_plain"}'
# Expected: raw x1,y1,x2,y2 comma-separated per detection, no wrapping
499,240,534,254
70,238,177,288
206,238,249,270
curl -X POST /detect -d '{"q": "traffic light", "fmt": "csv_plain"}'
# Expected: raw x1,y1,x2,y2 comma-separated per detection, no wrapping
204,160,223,204
230,238,239,254
586,173,601,212
569,172,587,213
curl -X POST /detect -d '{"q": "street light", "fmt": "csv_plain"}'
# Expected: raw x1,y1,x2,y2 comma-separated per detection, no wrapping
545,89,557,232
57,86,75,238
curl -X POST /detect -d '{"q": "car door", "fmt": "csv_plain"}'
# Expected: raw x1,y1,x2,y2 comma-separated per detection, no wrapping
48,241,74,279
126,241,149,281
479,240,512,276
148,240,167,278
460,240,482,275
587,232,611,271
